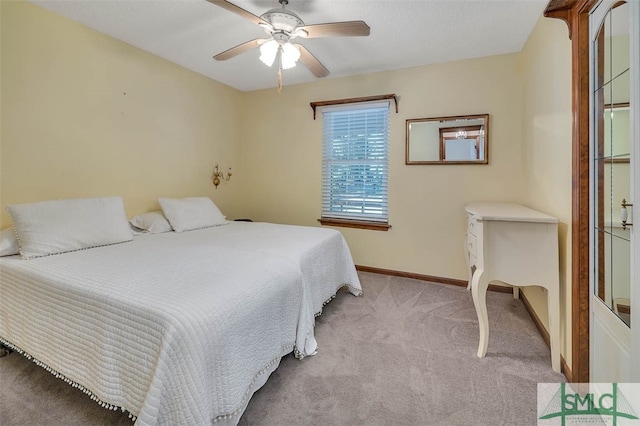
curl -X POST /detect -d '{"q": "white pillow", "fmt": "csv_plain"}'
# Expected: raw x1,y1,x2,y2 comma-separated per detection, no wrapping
158,197,225,233
0,228,19,256
7,196,133,259
130,211,173,234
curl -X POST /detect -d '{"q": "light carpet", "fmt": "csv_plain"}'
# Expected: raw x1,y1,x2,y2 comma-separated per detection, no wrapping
0,271,565,425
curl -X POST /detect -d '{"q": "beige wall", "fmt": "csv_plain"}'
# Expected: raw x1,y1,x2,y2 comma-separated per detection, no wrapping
238,54,526,279
519,16,573,365
0,1,243,227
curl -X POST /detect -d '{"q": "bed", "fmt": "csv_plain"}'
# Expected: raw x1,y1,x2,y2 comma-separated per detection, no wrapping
0,214,361,425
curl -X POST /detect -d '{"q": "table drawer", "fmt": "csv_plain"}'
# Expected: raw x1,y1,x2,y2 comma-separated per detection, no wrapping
467,215,479,236
467,233,477,257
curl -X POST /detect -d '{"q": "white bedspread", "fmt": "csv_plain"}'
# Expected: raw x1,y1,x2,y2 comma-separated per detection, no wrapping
0,222,361,425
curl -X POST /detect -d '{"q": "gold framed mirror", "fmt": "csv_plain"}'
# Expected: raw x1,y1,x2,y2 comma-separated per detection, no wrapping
405,114,489,165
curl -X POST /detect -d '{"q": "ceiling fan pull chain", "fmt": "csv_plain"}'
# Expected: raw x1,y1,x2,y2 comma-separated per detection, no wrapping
277,66,283,94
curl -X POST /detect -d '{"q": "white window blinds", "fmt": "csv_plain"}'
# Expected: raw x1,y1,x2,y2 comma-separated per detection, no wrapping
321,101,390,223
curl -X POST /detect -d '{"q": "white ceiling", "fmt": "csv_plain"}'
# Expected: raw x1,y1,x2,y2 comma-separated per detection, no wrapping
29,0,549,92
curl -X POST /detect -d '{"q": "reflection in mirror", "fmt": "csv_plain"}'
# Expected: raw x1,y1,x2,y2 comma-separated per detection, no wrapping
593,1,631,327
406,114,489,164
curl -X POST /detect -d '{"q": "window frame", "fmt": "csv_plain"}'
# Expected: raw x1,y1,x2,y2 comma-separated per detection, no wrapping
318,99,392,231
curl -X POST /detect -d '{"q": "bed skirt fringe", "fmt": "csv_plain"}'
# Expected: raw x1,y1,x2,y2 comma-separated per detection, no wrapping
315,283,362,318
0,336,137,421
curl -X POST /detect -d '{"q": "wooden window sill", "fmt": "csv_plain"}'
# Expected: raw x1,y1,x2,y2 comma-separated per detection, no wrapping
318,218,391,231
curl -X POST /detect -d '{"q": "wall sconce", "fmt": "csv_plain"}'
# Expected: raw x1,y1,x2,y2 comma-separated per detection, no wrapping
212,164,232,189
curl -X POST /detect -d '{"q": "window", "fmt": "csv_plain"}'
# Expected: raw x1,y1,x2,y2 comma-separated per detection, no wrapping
320,101,390,230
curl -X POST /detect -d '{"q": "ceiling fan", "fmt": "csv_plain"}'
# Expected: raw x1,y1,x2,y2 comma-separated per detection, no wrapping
208,0,370,81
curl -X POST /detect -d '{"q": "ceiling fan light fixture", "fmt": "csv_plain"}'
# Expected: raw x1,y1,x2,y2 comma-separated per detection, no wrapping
280,42,300,70
259,39,279,67
210,0,371,86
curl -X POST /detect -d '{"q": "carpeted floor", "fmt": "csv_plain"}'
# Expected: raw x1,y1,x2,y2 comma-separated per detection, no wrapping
0,271,565,425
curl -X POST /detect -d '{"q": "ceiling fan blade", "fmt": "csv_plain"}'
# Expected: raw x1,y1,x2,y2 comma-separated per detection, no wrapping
294,44,329,78
297,21,370,38
213,38,268,61
206,0,271,27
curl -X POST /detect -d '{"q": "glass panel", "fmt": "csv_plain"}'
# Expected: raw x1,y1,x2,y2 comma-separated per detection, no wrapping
602,93,613,158
611,67,631,108
611,234,631,327
606,104,630,158
603,70,629,158
595,226,608,301
610,2,630,80
608,34,630,238
594,157,609,302
604,226,613,304
592,1,630,328
604,161,613,230
610,160,631,239
603,8,612,85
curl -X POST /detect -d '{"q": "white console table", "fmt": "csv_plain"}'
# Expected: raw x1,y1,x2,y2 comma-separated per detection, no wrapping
465,202,560,373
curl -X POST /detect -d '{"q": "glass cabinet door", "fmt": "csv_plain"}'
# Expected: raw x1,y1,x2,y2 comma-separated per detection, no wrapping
593,1,631,327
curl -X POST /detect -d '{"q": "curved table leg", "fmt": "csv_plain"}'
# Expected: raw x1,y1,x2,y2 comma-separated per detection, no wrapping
547,286,561,373
464,236,472,290
471,268,491,358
